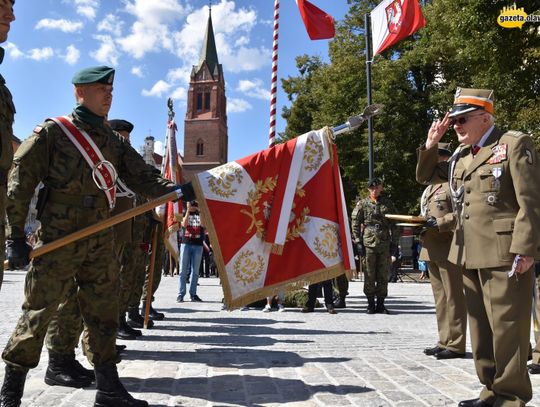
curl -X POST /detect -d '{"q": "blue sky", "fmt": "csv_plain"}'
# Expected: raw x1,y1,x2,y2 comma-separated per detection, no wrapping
3,0,351,161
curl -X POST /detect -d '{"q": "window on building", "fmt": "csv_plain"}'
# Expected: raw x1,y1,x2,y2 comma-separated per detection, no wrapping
196,139,204,156
204,92,211,111
196,93,203,111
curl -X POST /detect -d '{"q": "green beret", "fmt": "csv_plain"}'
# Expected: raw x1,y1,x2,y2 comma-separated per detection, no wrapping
109,119,134,133
72,66,115,85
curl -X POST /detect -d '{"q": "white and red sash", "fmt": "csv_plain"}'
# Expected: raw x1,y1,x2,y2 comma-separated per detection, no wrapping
50,116,120,210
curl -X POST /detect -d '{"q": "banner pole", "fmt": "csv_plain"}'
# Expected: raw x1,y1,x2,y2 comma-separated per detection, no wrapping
268,0,280,147
365,12,374,180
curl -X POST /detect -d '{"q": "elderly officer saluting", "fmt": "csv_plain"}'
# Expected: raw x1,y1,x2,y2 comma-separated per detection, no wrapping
0,0,16,291
0,66,194,407
417,88,540,407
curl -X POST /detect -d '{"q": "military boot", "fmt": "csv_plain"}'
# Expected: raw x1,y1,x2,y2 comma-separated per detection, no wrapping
117,315,137,340
0,366,27,407
94,363,148,407
45,352,93,388
141,301,164,321
366,297,376,314
333,296,346,309
376,297,389,314
127,307,153,329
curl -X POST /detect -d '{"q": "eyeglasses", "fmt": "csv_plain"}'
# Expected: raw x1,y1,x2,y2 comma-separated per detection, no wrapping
450,112,485,126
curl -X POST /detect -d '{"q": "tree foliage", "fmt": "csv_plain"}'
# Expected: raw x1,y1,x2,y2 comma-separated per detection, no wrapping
280,0,540,213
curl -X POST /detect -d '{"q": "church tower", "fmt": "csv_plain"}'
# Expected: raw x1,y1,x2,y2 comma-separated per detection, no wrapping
182,8,228,182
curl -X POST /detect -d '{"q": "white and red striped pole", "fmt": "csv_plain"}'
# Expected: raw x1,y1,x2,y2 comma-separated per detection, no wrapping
268,0,280,147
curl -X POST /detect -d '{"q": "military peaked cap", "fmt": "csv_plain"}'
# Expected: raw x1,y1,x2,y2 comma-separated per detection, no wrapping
437,142,452,156
367,177,382,188
72,66,115,85
449,87,494,118
109,119,134,133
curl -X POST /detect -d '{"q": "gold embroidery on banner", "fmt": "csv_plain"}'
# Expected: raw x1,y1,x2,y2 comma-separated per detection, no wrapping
207,164,243,198
313,223,339,260
240,176,278,239
286,206,310,242
233,250,265,285
304,134,323,172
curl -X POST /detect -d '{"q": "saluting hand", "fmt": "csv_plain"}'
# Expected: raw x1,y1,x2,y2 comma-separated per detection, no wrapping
426,112,451,150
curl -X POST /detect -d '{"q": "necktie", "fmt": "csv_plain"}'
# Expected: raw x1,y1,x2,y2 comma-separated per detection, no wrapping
471,145,480,155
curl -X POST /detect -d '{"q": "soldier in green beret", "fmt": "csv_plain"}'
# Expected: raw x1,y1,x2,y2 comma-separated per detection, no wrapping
0,0,16,292
351,177,399,314
417,87,540,407
0,65,195,407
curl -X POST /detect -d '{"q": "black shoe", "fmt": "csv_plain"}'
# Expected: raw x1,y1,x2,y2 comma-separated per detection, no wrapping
94,363,148,407
0,366,27,407
176,295,184,303
333,297,346,309
528,362,540,374
148,306,165,320
458,398,492,407
326,305,337,314
116,345,127,352
301,306,314,313
366,297,376,314
45,352,93,388
436,349,466,360
424,346,444,356
70,359,95,382
127,307,153,329
191,295,203,302
375,297,389,314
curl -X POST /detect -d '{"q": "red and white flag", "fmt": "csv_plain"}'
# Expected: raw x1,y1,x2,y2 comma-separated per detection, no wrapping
296,0,335,40
161,119,183,260
193,128,355,309
371,0,426,56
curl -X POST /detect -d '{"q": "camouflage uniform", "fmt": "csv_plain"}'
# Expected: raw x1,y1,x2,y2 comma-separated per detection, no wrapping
141,221,164,304
351,195,398,300
126,210,150,309
2,108,175,370
0,47,15,290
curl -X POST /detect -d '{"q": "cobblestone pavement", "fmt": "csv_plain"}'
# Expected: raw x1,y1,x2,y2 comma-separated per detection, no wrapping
0,269,538,406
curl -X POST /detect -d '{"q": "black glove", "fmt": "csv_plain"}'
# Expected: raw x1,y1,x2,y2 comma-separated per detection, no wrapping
357,243,366,258
6,238,32,269
174,182,195,202
424,216,439,230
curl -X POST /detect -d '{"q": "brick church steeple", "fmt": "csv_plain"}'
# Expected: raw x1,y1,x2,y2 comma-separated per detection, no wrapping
182,7,228,182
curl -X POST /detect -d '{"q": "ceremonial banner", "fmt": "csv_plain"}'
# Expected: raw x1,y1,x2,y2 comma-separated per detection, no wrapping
296,0,335,40
161,118,183,260
193,128,355,309
371,0,426,56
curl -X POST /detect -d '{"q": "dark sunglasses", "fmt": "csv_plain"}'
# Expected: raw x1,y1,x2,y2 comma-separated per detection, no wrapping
450,112,485,126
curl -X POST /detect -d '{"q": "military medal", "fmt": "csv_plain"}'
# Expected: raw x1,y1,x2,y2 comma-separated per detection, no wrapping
491,167,502,190
488,144,507,164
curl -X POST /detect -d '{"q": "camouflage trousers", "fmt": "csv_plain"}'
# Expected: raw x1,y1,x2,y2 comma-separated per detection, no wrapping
141,224,164,305
363,245,391,299
2,228,118,370
0,185,6,291
123,242,148,310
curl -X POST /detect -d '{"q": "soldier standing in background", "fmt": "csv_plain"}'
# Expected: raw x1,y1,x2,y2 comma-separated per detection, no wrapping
417,87,540,407
0,0,15,291
351,178,399,314
0,66,194,407
418,143,467,360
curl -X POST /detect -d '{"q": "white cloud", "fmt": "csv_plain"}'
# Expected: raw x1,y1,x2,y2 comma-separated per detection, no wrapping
118,0,188,59
227,98,252,113
73,0,100,19
91,35,120,66
218,44,270,73
97,14,123,37
236,78,271,100
35,18,84,33
64,45,80,65
166,67,191,84
131,66,144,77
142,80,172,97
170,87,187,101
28,47,54,61
5,42,24,59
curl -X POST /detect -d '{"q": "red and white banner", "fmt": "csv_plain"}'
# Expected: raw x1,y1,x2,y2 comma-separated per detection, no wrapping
193,128,355,309
296,0,335,40
371,0,426,56
161,119,183,260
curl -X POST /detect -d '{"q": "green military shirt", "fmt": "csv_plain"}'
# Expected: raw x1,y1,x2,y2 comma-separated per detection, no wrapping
6,108,175,240
351,195,399,248
0,55,15,181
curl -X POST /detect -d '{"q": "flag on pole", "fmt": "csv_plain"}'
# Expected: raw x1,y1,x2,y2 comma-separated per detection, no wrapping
296,0,335,40
193,128,355,309
161,119,183,260
371,0,426,56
